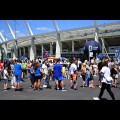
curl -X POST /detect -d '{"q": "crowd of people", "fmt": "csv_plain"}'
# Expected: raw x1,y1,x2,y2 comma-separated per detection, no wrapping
0,56,120,100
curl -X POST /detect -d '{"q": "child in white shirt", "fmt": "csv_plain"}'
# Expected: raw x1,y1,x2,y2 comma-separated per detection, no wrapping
3,66,9,91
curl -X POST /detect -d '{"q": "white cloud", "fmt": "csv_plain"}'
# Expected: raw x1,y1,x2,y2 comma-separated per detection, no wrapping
36,27,53,31
13,30,26,37
0,30,5,34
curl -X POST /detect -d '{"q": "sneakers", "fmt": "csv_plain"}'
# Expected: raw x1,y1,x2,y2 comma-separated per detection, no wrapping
74,88,78,90
30,86,33,89
93,97,100,100
56,88,59,91
61,89,66,91
11,86,15,89
46,85,52,89
43,85,47,88
61,88,66,91
71,85,74,89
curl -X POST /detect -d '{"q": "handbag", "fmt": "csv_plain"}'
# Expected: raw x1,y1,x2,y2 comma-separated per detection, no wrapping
104,76,113,82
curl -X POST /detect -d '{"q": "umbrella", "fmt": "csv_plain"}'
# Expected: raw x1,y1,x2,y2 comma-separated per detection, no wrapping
97,54,103,59
60,57,66,61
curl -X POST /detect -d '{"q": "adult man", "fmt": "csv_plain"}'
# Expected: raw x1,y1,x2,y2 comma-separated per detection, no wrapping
14,60,22,90
22,60,27,79
69,59,78,89
42,59,51,88
93,61,115,100
54,59,65,91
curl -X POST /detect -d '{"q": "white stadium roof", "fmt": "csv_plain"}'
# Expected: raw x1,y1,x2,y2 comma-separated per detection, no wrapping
1,22,120,49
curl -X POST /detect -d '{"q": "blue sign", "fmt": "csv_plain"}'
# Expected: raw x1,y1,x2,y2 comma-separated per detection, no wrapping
115,48,120,59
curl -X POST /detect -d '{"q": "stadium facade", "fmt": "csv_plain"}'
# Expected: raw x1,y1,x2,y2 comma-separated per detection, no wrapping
0,21,120,61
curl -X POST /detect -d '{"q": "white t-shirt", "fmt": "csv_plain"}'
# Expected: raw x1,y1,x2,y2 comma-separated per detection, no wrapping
49,63,53,67
78,60,82,67
3,69,8,80
42,64,48,75
100,66,111,84
69,63,77,74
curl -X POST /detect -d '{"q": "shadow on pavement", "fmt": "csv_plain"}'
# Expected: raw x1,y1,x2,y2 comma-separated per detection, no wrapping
100,98,108,100
7,88,11,90
15,88,23,91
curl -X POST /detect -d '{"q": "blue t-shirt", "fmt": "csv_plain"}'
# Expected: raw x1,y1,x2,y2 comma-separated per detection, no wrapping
29,67,34,78
54,63,62,77
30,68,34,74
34,67,42,77
14,63,22,76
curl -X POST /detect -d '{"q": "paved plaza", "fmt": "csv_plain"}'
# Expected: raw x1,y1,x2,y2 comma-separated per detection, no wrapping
0,75,120,100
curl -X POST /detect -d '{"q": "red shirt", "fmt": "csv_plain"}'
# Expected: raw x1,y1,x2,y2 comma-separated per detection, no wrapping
0,62,4,70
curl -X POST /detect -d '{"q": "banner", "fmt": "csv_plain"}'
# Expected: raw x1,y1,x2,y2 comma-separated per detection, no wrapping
115,48,120,59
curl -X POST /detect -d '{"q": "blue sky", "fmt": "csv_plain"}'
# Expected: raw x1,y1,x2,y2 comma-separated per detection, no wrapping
0,20,120,41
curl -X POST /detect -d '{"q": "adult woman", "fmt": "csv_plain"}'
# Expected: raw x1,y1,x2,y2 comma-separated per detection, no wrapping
34,63,43,90
89,63,94,88
93,61,115,100
111,64,118,88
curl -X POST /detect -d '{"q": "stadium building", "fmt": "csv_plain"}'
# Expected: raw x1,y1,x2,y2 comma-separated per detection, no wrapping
0,21,120,61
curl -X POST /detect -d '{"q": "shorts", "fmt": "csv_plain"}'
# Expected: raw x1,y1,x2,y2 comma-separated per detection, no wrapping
15,76,21,83
73,80,77,84
23,69,27,73
34,76,42,82
55,76,63,81
4,79,8,84
82,75,86,81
